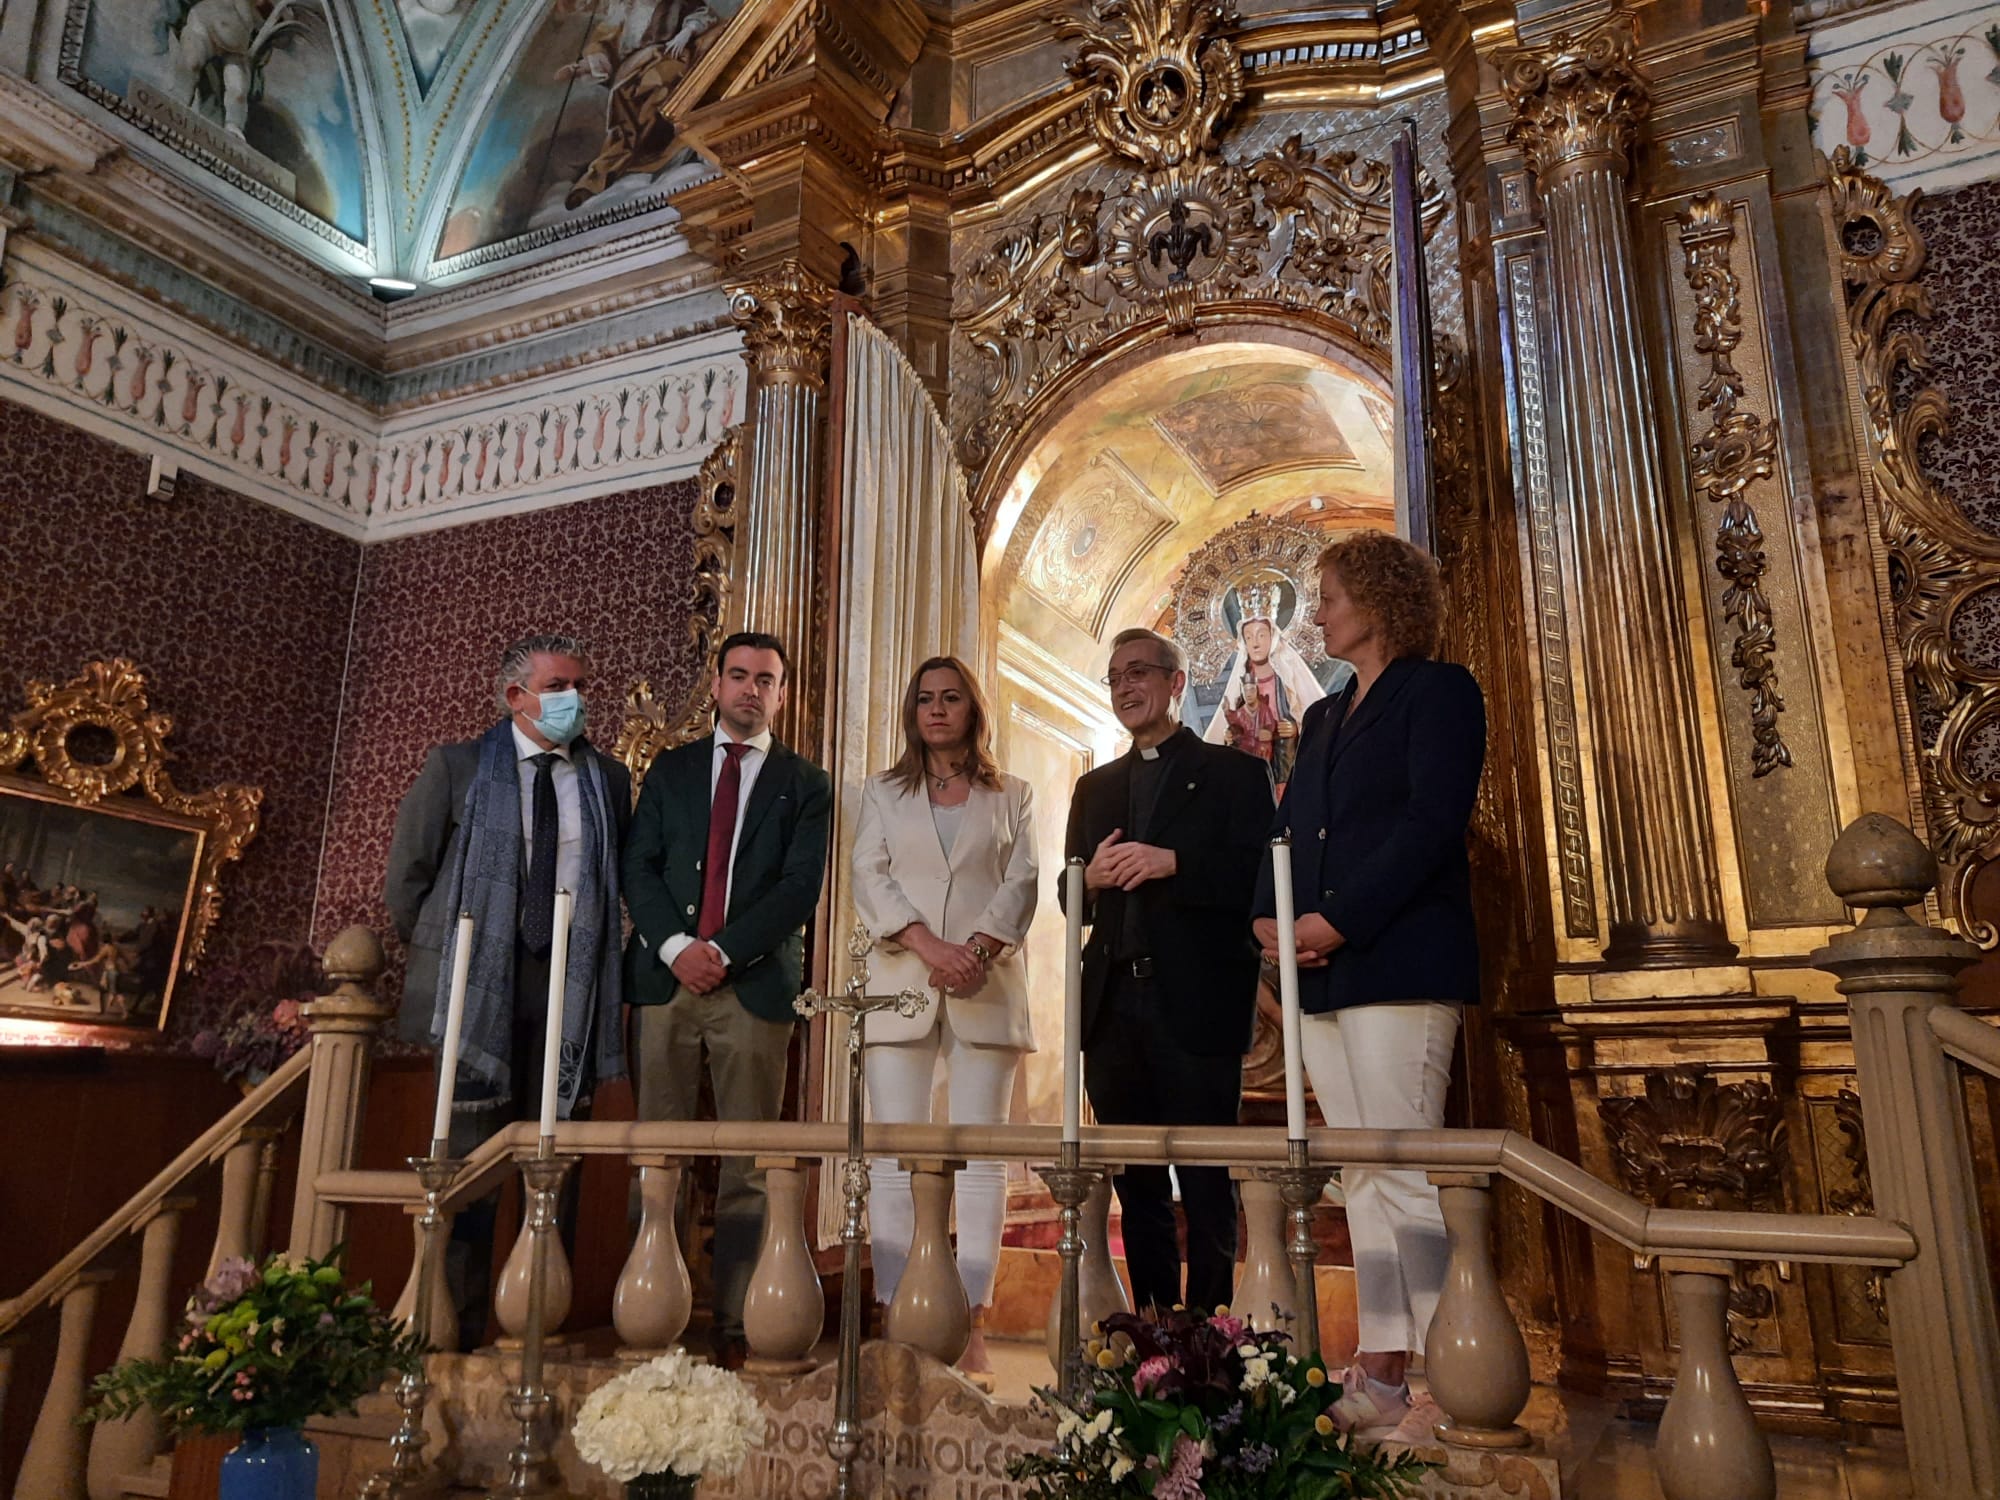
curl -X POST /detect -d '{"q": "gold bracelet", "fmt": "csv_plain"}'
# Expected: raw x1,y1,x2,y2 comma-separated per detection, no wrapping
969,939,993,964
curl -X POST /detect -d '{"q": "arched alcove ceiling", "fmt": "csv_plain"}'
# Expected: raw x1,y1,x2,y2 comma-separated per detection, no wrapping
987,340,1395,673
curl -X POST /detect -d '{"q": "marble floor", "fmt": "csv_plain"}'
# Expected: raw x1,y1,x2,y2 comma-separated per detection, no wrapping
974,1336,1916,1500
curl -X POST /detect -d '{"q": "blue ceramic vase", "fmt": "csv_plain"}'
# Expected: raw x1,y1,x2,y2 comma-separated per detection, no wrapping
218,1427,318,1500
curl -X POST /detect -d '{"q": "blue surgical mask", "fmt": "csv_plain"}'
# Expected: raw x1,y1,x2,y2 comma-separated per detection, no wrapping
530,688,586,745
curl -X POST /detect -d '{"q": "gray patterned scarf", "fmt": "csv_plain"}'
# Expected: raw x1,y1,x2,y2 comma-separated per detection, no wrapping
427,720,623,1119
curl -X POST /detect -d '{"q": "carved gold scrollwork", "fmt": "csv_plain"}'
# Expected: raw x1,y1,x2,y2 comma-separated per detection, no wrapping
1830,148,2000,945
1602,1066,1786,1348
1498,10,1650,181
0,659,261,971
1054,0,1244,171
1676,194,1791,778
614,426,742,785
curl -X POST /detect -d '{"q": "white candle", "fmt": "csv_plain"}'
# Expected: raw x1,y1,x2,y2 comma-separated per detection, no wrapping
430,912,475,1153
1063,858,1085,1144
1270,840,1308,1142
540,888,573,1143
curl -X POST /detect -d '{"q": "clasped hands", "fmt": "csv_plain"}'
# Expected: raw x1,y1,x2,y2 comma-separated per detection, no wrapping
1085,828,1177,891
1254,913,1344,969
905,927,1001,996
669,940,729,996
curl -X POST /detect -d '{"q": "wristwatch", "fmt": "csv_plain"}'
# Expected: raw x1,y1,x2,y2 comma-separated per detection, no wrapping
969,939,994,964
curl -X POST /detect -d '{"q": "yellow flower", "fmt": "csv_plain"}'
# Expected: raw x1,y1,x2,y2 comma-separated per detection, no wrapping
1086,1340,1105,1360
1307,1366,1326,1387
1315,1414,1335,1436
1213,1303,1230,1316
1096,1348,1119,1369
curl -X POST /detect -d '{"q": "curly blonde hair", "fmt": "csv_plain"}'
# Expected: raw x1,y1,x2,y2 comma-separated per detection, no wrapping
1318,531,1443,661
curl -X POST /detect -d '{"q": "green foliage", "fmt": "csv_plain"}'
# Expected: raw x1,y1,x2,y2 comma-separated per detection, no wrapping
83,1250,425,1437
1007,1307,1431,1500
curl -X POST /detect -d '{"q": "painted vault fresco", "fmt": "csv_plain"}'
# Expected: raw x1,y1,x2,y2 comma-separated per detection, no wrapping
436,0,739,263
66,0,370,243
395,0,480,94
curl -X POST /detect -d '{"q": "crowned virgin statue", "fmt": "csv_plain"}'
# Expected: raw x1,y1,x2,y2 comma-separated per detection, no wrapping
1202,582,1327,792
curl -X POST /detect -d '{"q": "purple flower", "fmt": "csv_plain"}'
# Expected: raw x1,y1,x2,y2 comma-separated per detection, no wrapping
1152,1434,1205,1500
1212,1401,1243,1435
203,1256,260,1305
1239,1443,1276,1475
190,1029,220,1059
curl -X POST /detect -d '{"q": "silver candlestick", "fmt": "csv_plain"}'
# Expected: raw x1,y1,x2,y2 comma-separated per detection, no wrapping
1277,1137,1333,1364
486,1150,580,1500
1035,1140,1104,1458
795,922,928,1500
361,1152,464,1499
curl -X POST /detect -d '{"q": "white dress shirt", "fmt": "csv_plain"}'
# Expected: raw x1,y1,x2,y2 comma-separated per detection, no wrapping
512,723,582,897
661,726,774,969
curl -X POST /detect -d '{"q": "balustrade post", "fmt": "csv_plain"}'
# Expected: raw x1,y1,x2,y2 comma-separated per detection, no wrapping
1232,1169,1292,1332
287,926,390,1258
1656,1259,1774,1500
613,1154,692,1357
1814,813,2000,1498
885,1159,971,1365
207,1129,280,1277
14,1269,116,1500
87,1198,194,1500
390,1199,459,1353
1424,1173,1530,1449
493,1168,572,1345
742,1156,823,1373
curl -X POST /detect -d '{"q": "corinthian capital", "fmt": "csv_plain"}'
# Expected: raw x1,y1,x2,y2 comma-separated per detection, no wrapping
728,260,836,388
1498,10,1650,181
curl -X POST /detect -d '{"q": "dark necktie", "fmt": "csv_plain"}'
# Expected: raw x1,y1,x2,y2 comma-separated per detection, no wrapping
519,752,561,955
698,742,750,940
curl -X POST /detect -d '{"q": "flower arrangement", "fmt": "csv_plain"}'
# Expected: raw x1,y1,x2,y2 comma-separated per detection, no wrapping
84,1251,425,1436
571,1348,765,1491
1008,1307,1430,1500
190,943,321,1086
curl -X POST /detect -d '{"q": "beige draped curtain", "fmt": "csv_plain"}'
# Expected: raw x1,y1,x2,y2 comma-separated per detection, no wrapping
816,312,980,1242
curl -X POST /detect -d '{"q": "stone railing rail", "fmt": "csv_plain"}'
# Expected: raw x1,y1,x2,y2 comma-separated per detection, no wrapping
3,814,1997,1500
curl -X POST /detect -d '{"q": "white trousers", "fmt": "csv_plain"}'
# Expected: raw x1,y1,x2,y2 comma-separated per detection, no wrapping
1300,1001,1461,1355
864,1011,1022,1308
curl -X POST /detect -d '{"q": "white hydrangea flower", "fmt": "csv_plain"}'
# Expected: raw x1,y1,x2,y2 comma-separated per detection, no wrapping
571,1352,763,1484
1110,1455,1137,1482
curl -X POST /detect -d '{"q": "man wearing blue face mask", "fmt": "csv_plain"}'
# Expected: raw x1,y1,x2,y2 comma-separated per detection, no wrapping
385,631,632,1346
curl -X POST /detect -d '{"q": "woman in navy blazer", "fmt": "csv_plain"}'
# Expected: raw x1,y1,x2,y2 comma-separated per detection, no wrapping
1251,531,1485,1441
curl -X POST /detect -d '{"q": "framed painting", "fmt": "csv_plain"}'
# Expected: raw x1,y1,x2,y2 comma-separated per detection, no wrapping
0,660,260,1037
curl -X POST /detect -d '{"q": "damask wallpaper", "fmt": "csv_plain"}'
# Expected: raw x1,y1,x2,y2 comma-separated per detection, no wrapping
0,399,362,1038
310,477,705,1022
1910,179,2000,539
0,394,709,1048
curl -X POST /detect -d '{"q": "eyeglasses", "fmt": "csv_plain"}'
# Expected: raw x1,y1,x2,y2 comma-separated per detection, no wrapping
1101,664,1176,689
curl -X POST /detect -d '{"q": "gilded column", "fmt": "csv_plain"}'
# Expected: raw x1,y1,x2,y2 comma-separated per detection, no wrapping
1500,12,1733,968
728,260,836,750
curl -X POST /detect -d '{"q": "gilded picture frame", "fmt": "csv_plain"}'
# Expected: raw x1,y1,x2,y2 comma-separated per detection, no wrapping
0,659,261,1035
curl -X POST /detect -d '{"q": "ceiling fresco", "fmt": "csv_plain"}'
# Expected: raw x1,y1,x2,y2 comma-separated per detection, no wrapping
65,0,373,245
436,0,738,265
37,0,741,286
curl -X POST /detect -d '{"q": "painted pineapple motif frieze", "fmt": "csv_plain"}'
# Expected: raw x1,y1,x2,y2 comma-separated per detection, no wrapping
949,0,1448,507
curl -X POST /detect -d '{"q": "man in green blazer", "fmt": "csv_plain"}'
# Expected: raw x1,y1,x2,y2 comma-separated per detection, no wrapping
623,630,832,1365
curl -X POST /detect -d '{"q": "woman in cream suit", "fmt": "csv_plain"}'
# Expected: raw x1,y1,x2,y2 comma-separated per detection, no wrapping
852,655,1037,1380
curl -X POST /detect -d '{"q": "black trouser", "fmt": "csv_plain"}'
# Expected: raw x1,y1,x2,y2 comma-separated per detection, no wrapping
443,943,586,1349
1084,969,1242,1316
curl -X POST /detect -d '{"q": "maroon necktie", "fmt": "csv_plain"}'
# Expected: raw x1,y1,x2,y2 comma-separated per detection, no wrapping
698,742,750,939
